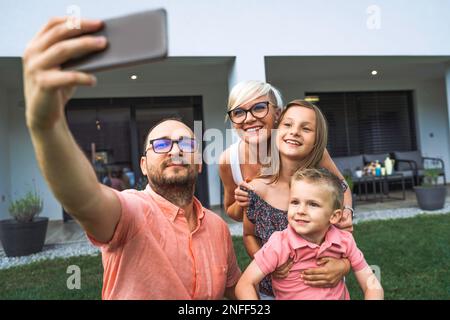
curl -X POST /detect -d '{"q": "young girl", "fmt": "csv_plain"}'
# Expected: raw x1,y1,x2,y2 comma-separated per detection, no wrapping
243,100,352,299
236,168,383,300
219,81,354,230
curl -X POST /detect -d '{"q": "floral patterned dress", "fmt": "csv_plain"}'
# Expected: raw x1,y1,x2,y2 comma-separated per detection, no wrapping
246,189,289,297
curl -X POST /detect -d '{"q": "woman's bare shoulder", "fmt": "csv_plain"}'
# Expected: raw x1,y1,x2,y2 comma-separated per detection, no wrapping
248,177,272,196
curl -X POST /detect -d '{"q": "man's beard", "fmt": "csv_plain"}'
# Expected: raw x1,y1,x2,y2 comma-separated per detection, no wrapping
147,159,198,207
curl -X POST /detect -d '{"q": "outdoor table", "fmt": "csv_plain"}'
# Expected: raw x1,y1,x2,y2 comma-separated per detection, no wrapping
353,172,406,202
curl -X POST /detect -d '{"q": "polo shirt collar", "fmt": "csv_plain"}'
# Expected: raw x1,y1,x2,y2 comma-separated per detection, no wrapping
145,184,205,222
323,225,343,247
287,224,343,249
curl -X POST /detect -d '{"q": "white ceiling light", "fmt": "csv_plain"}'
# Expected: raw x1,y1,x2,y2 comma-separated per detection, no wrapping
130,75,138,80
371,70,378,76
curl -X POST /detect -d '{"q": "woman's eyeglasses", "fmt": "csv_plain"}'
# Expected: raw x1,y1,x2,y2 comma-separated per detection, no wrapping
227,101,271,124
145,137,197,154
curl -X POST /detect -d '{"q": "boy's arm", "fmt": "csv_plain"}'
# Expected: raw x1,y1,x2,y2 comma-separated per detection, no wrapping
235,260,266,300
354,266,384,300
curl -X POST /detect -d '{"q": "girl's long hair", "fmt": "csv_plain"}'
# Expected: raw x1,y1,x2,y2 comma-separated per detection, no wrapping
259,99,329,184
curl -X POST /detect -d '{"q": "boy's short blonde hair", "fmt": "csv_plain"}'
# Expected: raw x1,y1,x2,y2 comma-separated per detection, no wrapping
227,80,283,112
291,168,344,211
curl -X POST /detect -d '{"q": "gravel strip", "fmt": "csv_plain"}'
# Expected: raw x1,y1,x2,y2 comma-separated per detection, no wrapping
353,203,450,224
1,203,449,270
0,241,99,270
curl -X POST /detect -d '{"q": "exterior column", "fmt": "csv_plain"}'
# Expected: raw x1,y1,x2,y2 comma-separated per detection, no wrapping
0,88,10,219
444,66,450,184
227,54,267,144
228,54,266,89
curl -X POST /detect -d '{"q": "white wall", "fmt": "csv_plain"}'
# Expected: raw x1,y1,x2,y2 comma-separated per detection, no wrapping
446,67,450,157
274,78,450,180
2,0,450,57
7,89,63,221
0,88,10,219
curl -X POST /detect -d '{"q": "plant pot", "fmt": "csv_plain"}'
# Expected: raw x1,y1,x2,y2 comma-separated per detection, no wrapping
0,217,49,257
413,186,447,211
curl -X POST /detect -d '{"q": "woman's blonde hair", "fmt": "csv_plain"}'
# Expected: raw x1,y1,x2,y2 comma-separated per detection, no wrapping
260,99,329,184
226,80,283,120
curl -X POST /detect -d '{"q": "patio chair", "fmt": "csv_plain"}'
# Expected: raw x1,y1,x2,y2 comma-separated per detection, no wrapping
393,150,446,186
333,155,365,178
363,153,390,165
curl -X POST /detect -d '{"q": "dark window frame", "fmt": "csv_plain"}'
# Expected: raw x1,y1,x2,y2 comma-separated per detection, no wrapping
306,90,417,157
62,96,209,221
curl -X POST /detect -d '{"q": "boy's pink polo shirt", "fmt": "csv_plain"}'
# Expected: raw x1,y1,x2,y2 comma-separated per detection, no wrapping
88,185,241,300
254,225,368,300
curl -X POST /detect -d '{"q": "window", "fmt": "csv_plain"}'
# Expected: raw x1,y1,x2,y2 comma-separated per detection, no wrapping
306,91,417,157
62,96,209,221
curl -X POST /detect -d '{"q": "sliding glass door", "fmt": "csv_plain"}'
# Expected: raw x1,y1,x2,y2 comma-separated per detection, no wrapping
63,96,208,221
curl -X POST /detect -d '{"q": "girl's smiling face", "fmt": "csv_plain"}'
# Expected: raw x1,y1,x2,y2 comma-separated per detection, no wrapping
276,106,317,160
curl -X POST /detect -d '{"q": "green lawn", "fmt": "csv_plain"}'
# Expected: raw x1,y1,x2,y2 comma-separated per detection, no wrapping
1,214,449,300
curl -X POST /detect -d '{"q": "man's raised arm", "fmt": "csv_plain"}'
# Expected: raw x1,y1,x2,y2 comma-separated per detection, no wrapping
23,17,120,243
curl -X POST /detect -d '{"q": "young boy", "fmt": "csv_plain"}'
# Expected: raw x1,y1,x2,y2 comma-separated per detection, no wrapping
236,168,383,300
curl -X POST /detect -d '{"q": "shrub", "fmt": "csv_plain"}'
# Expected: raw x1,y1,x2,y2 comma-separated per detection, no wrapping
8,191,43,223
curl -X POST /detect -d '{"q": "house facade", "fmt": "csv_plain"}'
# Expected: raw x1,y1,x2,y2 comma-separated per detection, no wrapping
1,0,450,220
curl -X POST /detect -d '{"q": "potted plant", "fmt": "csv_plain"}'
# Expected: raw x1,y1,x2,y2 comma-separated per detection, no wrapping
414,168,447,210
0,188,48,257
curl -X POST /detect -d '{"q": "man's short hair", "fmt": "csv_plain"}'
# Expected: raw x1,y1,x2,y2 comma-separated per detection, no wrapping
142,117,191,153
291,168,344,210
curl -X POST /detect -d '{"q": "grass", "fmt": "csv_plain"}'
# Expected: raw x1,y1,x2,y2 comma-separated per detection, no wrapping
0,214,449,300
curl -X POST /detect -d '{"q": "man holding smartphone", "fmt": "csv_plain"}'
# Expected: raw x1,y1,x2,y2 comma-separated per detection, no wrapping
23,17,240,299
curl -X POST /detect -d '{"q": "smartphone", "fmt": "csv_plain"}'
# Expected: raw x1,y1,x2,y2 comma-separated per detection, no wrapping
62,8,168,73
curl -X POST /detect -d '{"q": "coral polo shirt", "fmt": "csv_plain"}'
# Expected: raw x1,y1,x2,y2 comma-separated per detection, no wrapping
254,225,369,300
88,185,241,300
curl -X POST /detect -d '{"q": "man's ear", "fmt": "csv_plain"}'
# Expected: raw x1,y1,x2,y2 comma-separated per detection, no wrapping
140,156,148,176
330,209,343,225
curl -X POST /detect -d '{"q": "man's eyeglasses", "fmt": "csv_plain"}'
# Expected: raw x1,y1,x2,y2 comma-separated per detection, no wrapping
144,137,197,154
227,101,272,124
